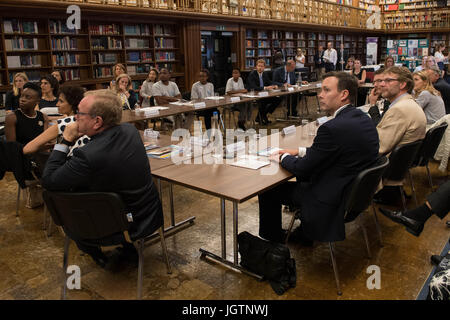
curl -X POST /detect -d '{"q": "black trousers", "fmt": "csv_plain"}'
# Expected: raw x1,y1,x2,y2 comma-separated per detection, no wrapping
258,181,303,241
324,62,335,73
286,93,299,117
258,97,282,118
427,181,450,219
196,108,219,130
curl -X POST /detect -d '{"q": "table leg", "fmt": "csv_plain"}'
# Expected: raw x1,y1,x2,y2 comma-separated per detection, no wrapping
221,198,226,259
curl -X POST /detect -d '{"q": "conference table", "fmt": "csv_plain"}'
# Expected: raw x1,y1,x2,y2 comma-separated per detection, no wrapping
148,123,317,277
122,82,322,125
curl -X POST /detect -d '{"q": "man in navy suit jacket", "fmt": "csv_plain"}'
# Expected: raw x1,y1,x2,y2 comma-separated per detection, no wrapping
258,72,380,243
246,59,281,125
272,60,299,117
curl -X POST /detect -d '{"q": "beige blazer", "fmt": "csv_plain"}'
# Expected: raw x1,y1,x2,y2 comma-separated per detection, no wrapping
377,94,427,185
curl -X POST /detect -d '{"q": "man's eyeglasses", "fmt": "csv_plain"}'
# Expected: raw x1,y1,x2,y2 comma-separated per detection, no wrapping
380,78,399,83
75,110,93,117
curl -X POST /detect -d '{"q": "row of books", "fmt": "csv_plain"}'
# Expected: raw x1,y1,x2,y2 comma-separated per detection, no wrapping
93,53,117,64
156,63,175,73
60,69,80,81
126,64,153,75
3,20,39,34
127,52,153,63
155,38,175,49
154,24,175,36
89,24,120,35
5,38,39,51
9,70,41,83
94,66,114,78
49,20,78,34
7,55,41,68
124,24,151,36
51,37,79,51
125,38,149,49
91,37,122,50
52,53,81,66
155,52,175,61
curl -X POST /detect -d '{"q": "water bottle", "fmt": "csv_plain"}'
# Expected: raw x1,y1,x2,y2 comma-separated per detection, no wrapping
211,111,219,131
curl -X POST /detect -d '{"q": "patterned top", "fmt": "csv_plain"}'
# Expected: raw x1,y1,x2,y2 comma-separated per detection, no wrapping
57,116,90,157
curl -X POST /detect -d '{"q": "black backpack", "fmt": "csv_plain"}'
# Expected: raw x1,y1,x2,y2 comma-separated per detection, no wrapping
238,231,296,295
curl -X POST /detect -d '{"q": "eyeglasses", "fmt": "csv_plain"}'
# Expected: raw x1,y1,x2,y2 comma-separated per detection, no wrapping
75,110,93,117
380,78,399,83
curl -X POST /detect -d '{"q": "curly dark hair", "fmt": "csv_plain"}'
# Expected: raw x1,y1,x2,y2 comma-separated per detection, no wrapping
40,74,59,96
58,85,86,113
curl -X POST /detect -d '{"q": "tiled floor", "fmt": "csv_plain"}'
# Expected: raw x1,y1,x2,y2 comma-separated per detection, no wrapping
0,105,449,300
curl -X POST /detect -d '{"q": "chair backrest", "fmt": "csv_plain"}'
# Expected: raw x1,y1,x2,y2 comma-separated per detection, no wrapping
216,87,226,96
382,140,423,182
43,191,129,241
181,91,191,101
344,156,389,223
412,122,448,167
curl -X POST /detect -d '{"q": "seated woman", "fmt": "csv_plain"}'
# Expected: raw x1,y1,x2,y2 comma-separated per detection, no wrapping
51,70,65,86
350,59,367,106
413,70,446,125
226,68,249,130
23,85,87,156
109,63,126,90
5,82,48,146
39,74,59,113
345,56,355,71
115,73,137,110
5,72,28,113
140,68,158,107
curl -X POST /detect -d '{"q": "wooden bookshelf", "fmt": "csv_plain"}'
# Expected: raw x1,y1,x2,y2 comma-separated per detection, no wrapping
0,16,184,91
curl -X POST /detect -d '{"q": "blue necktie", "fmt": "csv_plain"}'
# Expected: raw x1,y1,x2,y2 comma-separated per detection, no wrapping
259,74,263,88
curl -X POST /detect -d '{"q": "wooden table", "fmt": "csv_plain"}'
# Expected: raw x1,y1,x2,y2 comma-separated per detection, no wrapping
151,123,317,277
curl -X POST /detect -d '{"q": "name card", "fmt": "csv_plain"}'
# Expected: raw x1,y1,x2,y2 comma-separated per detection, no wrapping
316,116,329,126
288,87,295,92
259,91,269,97
230,96,241,103
226,141,245,154
194,102,206,109
282,125,296,136
316,83,322,88
144,129,160,138
144,109,159,116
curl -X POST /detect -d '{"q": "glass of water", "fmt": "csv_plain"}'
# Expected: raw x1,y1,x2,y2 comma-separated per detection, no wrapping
301,119,309,136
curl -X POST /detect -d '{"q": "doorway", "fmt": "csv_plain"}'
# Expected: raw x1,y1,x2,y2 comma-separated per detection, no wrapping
201,31,233,91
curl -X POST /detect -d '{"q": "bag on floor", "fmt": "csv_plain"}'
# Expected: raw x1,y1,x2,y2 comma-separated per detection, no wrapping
24,184,43,208
238,231,296,295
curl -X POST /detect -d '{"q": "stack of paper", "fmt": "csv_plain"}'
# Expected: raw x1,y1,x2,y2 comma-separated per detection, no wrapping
229,155,270,170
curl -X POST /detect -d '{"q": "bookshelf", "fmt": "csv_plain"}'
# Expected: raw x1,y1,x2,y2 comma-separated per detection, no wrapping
0,16,184,92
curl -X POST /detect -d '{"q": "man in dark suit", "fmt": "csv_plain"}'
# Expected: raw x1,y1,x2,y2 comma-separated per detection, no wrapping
246,59,281,125
427,66,450,114
272,59,299,117
337,43,349,71
314,45,325,80
258,72,380,244
42,90,163,268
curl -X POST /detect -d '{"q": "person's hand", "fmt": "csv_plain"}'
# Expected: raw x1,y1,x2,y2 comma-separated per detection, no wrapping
62,122,82,143
368,88,378,105
279,149,298,156
302,81,308,85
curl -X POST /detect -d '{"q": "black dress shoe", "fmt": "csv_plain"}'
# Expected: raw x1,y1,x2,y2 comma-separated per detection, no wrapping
379,208,424,237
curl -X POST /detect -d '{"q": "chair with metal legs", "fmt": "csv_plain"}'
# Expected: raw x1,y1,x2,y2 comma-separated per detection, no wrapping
43,190,171,300
408,123,447,203
285,156,389,295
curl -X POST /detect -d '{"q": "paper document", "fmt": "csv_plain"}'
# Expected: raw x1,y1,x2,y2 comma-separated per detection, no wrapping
140,107,169,111
229,155,270,170
169,101,194,106
205,96,224,100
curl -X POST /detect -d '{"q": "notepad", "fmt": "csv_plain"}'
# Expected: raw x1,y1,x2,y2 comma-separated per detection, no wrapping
229,155,270,170
257,147,281,157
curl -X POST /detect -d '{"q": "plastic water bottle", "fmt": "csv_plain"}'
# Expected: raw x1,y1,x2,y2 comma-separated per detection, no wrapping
211,111,219,131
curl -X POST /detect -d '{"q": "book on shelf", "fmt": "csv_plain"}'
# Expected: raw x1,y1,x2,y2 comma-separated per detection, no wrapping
93,53,117,64
156,63,174,72
52,53,80,66
154,38,174,49
89,24,120,35
246,40,254,48
125,38,149,49
141,52,153,62
94,66,113,78
51,37,78,50
3,20,38,34
127,52,140,63
5,37,39,51
91,37,122,50
124,24,151,36
49,20,78,34
156,51,175,61
61,69,80,81
154,24,174,36
7,55,41,68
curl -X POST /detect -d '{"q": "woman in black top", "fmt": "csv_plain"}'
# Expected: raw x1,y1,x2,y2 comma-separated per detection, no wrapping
5,82,48,145
39,74,59,110
351,59,368,107
5,72,28,112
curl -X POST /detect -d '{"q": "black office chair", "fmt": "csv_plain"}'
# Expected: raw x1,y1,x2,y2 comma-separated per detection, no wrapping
43,191,171,300
285,156,389,295
409,123,447,200
382,140,423,211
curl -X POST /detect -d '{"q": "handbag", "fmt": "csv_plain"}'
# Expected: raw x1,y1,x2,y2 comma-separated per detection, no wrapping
24,184,44,209
238,231,296,295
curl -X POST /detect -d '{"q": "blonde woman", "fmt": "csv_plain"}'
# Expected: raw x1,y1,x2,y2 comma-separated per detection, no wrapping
115,73,137,110
345,56,355,70
295,48,305,70
109,63,126,90
140,68,158,107
413,70,445,124
6,73,28,112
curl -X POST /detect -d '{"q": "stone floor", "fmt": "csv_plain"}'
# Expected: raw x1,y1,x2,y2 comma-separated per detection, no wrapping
0,102,449,300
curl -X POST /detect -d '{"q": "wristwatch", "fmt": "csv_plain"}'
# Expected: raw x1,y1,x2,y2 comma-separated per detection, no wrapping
60,137,75,147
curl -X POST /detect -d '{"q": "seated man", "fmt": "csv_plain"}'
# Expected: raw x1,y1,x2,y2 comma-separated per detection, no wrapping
379,181,449,237
191,69,218,130
427,66,450,114
362,68,390,125
246,59,281,125
153,68,194,130
374,66,427,204
42,90,163,268
258,72,379,244
272,59,299,118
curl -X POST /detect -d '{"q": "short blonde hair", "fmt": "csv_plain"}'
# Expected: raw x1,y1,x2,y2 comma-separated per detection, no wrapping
115,73,132,92
84,89,122,127
113,63,126,77
12,72,29,96
256,59,266,66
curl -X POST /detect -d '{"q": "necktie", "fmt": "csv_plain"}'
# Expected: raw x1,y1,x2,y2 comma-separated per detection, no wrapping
259,74,263,88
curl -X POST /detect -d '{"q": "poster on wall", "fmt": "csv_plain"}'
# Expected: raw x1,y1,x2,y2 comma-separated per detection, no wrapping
399,40,407,47
366,37,378,65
